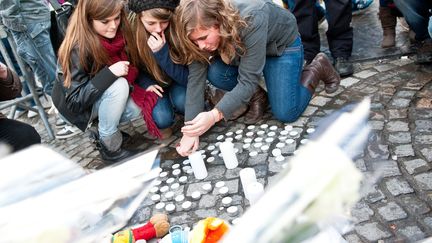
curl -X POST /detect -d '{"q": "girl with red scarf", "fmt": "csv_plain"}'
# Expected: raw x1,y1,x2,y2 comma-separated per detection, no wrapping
52,0,160,164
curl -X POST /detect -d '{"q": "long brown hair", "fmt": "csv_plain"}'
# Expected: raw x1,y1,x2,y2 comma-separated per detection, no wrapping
58,0,139,87
130,8,180,86
172,0,247,65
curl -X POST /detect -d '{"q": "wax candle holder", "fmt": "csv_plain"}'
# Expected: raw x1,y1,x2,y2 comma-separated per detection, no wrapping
246,182,264,205
188,152,208,180
219,141,239,169
239,168,257,200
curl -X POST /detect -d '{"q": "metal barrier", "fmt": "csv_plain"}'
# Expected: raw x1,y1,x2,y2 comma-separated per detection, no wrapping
0,27,55,141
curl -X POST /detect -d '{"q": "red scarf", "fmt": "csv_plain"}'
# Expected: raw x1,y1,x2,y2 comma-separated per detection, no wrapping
100,32,162,138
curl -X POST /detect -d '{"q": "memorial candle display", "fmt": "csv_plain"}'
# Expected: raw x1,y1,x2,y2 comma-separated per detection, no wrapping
188,152,208,180
239,168,257,199
245,182,264,205
219,141,239,169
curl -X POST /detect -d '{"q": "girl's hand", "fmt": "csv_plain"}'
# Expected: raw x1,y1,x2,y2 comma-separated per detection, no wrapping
0,62,8,80
147,32,166,53
176,135,199,157
146,84,164,97
181,111,216,137
109,61,129,77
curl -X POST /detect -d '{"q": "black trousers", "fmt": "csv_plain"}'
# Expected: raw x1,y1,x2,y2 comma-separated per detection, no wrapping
288,0,353,61
0,118,41,152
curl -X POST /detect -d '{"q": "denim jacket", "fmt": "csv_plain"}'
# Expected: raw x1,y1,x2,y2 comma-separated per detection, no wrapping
0,0,51,32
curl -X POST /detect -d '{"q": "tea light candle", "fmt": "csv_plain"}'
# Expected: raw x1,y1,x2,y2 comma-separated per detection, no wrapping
254,137,263,142
306,128,315,134
247,125,255,130
179,176,187,183
150,187,159,193
285,138,295,144
257,130,265,136
265,137,274,143
253,142,263,148
279,136,287,141
234,148,239,153
191,191,201,200
246,131,254,137
260,124,268,129
153,180,162,186
172,164,180,169
160,186,169,193
235,134,243,140
289,130,298,137
165,191,174,200
188,152,208,180
275,155,285,163
166,178,175,184
268,131,276,137
217,135,224,140
182,201,192,210
207,145,216,151
244,138,253,143
246,182,264,205
182,159,190,165
206,156,215,163
151,194,161,202
215,142,221,147
186,169,194,174
227,206,239,216
210,150,219,156
225,137,234,143
202,183,212,192
222,196,232,206
300,139,308,144
249,151,258,157
270,125,278,131
261,144,269,151
165,203,175,212
155,167,163,173
236,129,243,134
171,183,180,190
155,202,165,210
159,171,168,178
284,125,293,131
239,168,257,199
215,181,225,188
219,141,239,169
172,169,181,176
175,194,185,202
243,143,251,149
276,142,285,148
219,186,229,195
226,131,233,136
272,148,282,157
280,130,289,136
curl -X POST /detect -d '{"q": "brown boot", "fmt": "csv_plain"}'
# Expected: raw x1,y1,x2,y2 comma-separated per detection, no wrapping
243,86,268,125
301,53,341,94
379,7,396,48
159,127,172,140
205,85,248,120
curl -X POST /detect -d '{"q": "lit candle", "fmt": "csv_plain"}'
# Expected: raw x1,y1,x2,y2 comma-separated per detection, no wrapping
188,152,208,180
219,141,239,169
239,168,257,199
246,182,264,205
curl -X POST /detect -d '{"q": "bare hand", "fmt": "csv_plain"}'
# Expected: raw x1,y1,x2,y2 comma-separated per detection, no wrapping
0,62,8,80
176,135,199,157
146,84,164,97
181,111,215,137
147,32,166,53
108,61,130,77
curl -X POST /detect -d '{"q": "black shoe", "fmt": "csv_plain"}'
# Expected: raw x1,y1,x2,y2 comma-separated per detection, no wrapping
98,144,138,165
415,39,432,64
334,57,354,77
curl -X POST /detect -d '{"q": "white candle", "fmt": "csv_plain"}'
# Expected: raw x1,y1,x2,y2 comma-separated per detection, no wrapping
182,201,192,210
202,183,212,192
239,168,257,199
165,191,174,200
172,169,181,176
175,194,185,202
222,196,232,206
171,183,180,190
219,141,239,169
151,194,161,202
188,152,208,180
227,206,239,216
215,181,225,188
165,203,176,212
191,191,201,200
246,182,264,205
155,202,165,210
219,186,229,195
179,176,187,183
172,164,180,169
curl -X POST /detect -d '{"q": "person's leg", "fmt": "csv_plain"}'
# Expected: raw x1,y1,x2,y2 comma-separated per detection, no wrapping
169,83,186,115
9,21,56,95
207,57,239,91
0,118,40,152
263,37,311,123
393,0,431,41
288,0,320,63
152,95,175,129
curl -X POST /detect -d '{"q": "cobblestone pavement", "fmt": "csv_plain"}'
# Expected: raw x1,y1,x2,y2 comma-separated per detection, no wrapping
16,3,432,242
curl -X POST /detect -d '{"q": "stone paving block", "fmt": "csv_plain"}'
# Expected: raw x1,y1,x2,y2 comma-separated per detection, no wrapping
368,144,390,159
396,90,416,98
378,202,408,221
385,177,414,196
369,120,385,130
309,96,332,106
343,233,364,243
423,217,432,230
365,185,386,203
341,77,360,87
415,120,432,133
403,159,429,174
374,64,396,72
355,222,392,242
400,196,430,215
397,226,426,241
414,172,432,190
388,132,411,144
371,160,401,177
420,148,432,162
354,158,367,172
199,194,218,208
393,144,415,157
390,98,411,108
354,70,378,79
415,135,432,145
388,109,408,119
351,201,374,223
386,121,409,132
416,98,432,109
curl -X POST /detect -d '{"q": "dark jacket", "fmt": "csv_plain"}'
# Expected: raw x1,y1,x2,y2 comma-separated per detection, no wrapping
0,67,21,119
52,48,119,131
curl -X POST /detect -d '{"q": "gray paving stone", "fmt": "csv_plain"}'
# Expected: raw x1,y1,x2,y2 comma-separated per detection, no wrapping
396,90,416,98
199,194,217,208
369,120,385,130
351,201,374,223
414,172,432,190
388,109,408,119
420,148,432,162
309,96,332,106
354,158,367,172
423,217,432,230
354,70,378,79
341,77,360,87
415,135,432,144
394,144,415,157
386,121,409,132
415,120,432,133
397,226,426,241
385,177,414,196
368,144,390,159
194,209,217,218
343,233,364,243
374,64,396,72
403,159,429,174
355,222,392,242
388,132,411,144
371,160,401,177
390,98,411,108
400,196,430,215
377,202,408,221
365,185,386,203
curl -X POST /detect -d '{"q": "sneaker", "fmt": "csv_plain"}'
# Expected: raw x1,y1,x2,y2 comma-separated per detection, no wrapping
56,125,81,139
55,117,67,128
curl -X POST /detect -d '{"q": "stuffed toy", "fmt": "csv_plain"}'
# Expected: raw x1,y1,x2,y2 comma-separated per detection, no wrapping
112,214,169,243
190,217,229,243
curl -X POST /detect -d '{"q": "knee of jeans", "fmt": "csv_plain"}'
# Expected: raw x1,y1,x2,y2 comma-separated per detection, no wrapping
153,110,174,129
170,88,186,114
106,77,129,98
272,108,299,123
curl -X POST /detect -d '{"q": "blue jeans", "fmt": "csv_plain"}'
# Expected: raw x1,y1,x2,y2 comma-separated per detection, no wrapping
207,37,311,122
152,83,186,129
9,21,56,95
429,16,432,38
394,0,432,41
92,78,141,138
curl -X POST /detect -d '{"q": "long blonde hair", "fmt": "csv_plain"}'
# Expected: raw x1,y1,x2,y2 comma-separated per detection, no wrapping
130,8,180,86
58,0,139,87
172,0,247,65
